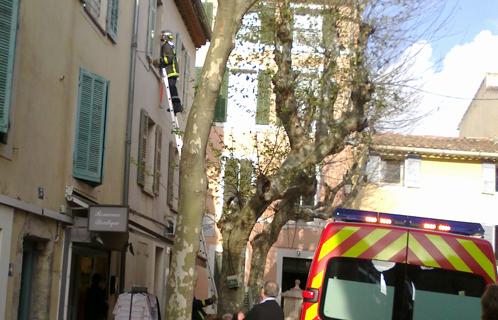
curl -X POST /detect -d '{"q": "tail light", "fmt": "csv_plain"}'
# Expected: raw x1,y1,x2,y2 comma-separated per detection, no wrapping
302,288,318,303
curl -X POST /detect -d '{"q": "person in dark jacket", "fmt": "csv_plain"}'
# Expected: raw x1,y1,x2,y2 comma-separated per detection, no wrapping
482,284,498,320
192,294,217,320
159,30,183,114
245,281,284,320
84,273,108,320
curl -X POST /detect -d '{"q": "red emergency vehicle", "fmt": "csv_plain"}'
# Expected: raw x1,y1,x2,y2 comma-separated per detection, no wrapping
300,208,497,320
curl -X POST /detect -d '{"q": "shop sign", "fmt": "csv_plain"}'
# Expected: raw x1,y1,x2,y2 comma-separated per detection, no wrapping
88,205,128,232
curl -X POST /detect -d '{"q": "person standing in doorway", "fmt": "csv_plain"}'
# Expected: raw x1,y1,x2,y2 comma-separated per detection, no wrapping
84,273,108,320
245,281,284,320
159,30,183,114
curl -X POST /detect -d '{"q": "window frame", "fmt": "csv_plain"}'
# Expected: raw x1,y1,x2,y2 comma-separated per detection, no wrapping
146,0,157,59
137,109,162,195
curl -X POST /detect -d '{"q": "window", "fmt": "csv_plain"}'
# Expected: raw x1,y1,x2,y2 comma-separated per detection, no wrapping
256,70,271,125
320,257,485,320
381,159,401,184
73,68,109,184
82,0,119,40
137,109,162,195
366,156,402,184
0,0,19,135
146,0,157,58
482,162,496,194
84,0,101,19
404,156,421,188
106,0,119,41
214,69,229,123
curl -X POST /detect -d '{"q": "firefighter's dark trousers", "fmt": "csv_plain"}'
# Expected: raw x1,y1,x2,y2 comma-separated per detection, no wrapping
168,77,183,114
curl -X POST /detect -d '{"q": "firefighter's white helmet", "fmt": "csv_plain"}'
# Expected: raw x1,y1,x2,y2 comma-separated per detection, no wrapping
161,30,174,42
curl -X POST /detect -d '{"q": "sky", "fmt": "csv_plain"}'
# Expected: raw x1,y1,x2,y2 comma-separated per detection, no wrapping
406,0,498,136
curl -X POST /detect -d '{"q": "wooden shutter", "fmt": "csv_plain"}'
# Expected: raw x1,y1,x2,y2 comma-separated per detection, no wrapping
0,0,19,134
167,142,176,206
214,70,229,122
137,109,149,187
106,0,119,40
153,126,162,195
203,2,214,28
404,157,421,188
73,69,108,184
183,52,190,107
482,162,496,194
146,0,157,57
260,6,274,44
256,70,270,125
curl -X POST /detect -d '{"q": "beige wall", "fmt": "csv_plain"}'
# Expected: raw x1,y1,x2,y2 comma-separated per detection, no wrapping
459,74,498,138
0,0,133,209
352,158,498,225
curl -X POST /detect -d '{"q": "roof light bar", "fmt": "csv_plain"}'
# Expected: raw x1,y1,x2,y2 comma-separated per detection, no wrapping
333,208,484,236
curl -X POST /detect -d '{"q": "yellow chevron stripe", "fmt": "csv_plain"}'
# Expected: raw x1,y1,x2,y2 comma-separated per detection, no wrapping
373,232,407,260
343,229,391,257
408,234,440,268
457,238,496,282
305,303,318,320
311,270,324,289
426,234,471,272
318,226,360,261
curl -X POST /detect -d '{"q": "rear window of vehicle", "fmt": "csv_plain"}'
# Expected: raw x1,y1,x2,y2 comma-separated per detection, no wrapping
320,257,485,320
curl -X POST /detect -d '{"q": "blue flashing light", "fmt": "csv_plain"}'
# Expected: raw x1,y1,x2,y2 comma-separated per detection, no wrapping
333,208,485,237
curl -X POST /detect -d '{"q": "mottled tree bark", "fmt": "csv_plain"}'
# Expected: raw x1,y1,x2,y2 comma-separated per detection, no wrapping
165,1,258,319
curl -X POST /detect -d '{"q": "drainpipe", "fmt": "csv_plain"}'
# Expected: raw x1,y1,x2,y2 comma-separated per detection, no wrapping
121,0,140,294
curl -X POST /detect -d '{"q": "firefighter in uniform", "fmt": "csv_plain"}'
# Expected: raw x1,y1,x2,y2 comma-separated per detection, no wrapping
160,30,183,114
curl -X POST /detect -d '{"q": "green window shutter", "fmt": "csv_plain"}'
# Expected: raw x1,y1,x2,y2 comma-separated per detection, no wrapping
259,6,274,44
73,68,108,184
106,0,119,41
256,70,270,125
0,0,19,134
182,52,190,106
203,2,213,28
153,125,162,195
195,67,202,95
239,159,253,196
167,141,176,207
214,69,229,123
137,109,149,187
146,0,157,58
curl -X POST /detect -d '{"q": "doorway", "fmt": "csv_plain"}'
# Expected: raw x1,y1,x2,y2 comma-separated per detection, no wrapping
17,239,38,320
281,257,311,292
68,245,110,320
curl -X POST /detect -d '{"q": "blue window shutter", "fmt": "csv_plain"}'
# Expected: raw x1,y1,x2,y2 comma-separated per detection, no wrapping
0,0,19,134
106,0,119,41
214,69,229,122
73,68,108,184
256,70,270,125
146,0,157,58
